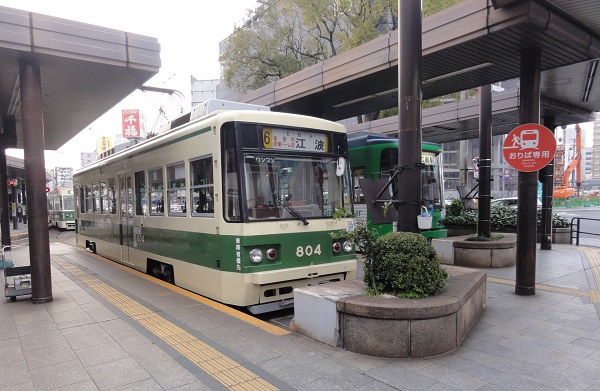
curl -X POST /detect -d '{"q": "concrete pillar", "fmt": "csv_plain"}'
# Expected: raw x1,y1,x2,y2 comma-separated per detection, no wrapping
515,48,541,296
397,0,422,233
20,59,53,303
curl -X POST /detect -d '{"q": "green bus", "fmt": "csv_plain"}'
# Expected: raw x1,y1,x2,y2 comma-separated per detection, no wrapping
348,132,447,239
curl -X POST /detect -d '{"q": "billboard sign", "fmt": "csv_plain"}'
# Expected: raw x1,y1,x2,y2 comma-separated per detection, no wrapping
122,109,140,138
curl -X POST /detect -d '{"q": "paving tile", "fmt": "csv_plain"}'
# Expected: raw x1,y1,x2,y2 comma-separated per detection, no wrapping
107,378,163,391
75,340,130,367
110,329,151,348
86,357,151,390
123,342,173,366
19,329,67,351
417,362,489,391
145,358,198,389
52,379,100,391
23,341,77,369
366,363,439,391
61,323,114,350
29,358,91,390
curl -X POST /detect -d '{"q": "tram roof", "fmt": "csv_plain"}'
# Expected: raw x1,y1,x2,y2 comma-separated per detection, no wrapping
0,5,160,150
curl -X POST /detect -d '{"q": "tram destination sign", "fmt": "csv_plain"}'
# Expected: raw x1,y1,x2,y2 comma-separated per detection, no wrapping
262,128,329,153
502,123,556,172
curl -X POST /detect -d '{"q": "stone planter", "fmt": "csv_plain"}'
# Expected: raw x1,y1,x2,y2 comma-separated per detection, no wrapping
453,234,516,268
291,265,486,358
448,226,571,244
551,227,571,244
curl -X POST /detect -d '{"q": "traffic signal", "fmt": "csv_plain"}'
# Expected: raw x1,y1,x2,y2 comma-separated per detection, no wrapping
7,179,14,187
45,187,50,193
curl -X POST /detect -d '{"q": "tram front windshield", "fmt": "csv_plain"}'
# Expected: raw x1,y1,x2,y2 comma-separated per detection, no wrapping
62,195,75,211
244,154,350,221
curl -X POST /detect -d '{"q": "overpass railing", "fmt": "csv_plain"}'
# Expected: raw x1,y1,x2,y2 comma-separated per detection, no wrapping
570,217,600,246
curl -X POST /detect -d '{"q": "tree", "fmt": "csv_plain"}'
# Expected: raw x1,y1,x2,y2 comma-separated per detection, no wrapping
220,0,464,97
220,0,398,95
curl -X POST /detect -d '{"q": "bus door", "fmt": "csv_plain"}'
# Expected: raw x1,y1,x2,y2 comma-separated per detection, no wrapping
119,174,133,264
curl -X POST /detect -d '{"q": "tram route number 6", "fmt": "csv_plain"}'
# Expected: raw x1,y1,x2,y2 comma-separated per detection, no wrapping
296,244,321,257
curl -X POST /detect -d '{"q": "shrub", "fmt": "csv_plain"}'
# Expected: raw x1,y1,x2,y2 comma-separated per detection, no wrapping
366,232,449,299
444,202,570,229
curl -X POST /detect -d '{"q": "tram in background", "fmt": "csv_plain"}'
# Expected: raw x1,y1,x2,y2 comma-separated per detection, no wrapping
74,99,357,314
348,132,447,239
47,186,75,230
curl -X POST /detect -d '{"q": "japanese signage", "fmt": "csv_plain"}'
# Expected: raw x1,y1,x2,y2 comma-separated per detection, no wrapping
122,109,140,138
262,128,329,153
422,152,436,165
502,123,556,172
97,136,113,154
55,167,73,184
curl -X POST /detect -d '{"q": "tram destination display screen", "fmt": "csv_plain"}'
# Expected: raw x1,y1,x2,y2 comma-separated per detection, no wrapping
262,127,329,153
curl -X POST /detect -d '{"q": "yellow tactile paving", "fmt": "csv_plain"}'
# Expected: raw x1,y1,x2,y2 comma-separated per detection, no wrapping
580,247,600,303
51,254,280,391
487,276,590,297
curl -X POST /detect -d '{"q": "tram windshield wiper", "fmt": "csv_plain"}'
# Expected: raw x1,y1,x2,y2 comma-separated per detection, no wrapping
273,194,309,225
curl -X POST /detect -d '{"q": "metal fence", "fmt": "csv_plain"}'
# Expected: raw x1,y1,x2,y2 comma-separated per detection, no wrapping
570,217,600,246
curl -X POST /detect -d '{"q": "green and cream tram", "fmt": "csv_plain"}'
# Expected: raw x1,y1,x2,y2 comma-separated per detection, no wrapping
74,100,357,313
47,186,75,230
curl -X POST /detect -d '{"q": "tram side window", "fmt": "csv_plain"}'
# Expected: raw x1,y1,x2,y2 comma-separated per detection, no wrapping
190,156,214,216
167,162,186,216
100,182,107,213
92,183,100,213
85,185,93,213
352,167,366,204
102,178,116,214
134,171,146,216
148,168,164,215
78,187,84,214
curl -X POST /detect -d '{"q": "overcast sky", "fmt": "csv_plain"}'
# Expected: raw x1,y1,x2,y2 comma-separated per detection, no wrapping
3,0,258,168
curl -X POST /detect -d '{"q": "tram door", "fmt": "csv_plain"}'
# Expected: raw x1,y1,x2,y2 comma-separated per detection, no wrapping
119,174,133,264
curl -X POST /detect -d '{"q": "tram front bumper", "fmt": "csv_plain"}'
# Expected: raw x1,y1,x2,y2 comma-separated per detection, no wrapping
250,260,357,285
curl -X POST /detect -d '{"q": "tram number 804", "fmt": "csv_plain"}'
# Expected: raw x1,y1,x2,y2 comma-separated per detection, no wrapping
296,244,322,257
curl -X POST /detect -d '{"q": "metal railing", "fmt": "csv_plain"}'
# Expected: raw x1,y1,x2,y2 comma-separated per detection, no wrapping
570,217,600,245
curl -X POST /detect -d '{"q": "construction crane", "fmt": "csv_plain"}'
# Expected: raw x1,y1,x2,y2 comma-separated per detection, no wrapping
553,124,581,199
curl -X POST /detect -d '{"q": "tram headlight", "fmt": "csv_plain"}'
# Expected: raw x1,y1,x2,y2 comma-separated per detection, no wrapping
266,248,277,260
249,248,263,264
343,241,353,253
332,242,341,253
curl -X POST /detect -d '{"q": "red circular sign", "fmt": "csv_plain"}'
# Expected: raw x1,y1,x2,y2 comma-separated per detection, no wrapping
502,123,556,172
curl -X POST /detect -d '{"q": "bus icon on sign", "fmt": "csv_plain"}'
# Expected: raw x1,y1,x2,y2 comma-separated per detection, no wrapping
506,129,539,150
520,130,539,148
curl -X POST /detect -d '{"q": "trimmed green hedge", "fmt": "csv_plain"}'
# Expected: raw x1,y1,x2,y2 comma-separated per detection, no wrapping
444,199,570,229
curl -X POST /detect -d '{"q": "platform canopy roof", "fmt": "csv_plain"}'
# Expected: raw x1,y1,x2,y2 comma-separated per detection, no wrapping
0,5,161,150
240,0,600,142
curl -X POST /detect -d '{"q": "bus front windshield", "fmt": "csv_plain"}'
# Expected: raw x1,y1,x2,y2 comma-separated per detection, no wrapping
244,154,350,221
